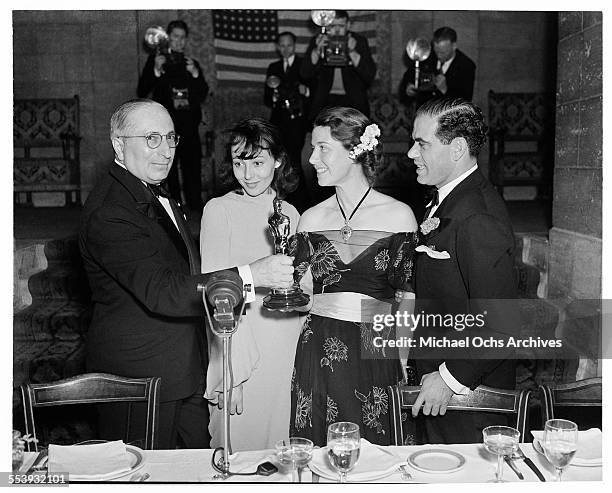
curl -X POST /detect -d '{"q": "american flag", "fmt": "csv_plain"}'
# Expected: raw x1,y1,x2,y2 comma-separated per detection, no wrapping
213,10,377,87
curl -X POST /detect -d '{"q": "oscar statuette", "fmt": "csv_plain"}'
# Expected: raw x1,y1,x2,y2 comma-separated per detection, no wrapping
263,198,310,310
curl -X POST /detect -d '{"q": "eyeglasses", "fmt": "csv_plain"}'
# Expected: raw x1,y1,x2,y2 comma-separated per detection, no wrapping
118,132,180,149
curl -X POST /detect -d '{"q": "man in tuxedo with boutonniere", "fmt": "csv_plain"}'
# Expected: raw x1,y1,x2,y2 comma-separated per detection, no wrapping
406,98,519,444
79,99,295,449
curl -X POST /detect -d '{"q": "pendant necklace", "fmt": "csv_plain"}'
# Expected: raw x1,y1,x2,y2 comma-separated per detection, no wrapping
336,187,372,242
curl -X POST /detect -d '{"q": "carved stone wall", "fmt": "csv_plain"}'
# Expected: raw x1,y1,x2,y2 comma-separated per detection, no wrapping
549,12,602,300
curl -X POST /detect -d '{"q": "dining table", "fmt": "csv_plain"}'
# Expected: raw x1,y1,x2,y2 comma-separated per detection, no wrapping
20,441,602,483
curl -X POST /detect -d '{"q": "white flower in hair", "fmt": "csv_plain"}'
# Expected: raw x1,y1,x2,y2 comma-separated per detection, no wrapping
348,123,381,159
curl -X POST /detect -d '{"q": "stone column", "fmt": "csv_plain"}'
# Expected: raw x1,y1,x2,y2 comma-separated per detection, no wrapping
548,12,602,379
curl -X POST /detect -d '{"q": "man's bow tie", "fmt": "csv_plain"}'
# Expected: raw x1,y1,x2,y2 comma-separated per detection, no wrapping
149,182,171,199
426,187,439,207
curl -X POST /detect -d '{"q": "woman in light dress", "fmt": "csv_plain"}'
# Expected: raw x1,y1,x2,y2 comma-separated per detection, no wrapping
200,118,302,451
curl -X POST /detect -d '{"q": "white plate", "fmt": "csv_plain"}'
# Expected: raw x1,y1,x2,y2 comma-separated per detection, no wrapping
407,449,466,474
309,462,398,483
69,445,146,481
309,442,403,482
532,439,601,468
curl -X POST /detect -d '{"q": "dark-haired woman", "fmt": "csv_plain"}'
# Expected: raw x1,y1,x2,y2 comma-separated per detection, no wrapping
200,118,302,450
288,107,419,446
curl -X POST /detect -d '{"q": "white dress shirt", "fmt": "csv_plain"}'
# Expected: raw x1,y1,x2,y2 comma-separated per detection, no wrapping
425,164,478,395
436,54,455,75
283,54,295,72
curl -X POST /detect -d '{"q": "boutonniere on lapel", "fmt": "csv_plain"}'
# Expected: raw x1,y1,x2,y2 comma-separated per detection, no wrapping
419,217,440,236
416,217,450,259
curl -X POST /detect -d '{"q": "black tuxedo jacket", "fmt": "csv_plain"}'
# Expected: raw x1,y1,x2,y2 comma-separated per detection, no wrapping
412,169,518,443
399,48,476,105
79,164,223,402
300,31,376,120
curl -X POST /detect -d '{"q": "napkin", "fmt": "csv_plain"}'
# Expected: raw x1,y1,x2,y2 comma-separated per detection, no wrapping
310,438,404,482
531,428,602,466
48,440,132,478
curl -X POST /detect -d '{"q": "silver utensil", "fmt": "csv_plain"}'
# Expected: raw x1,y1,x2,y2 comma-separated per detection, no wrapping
504,456,524,480
512,446,546,481
130,472,150,482
399,464,413,481
25,449,48,474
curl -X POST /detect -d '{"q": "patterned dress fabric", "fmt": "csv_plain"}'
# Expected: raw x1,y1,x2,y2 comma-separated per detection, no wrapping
289,230,418,446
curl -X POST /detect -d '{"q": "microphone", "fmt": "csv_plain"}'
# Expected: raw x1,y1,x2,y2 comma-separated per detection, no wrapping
203,270,244,332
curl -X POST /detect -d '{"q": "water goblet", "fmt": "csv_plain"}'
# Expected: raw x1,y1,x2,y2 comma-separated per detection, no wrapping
275,437,314,483
482,426,520,482
542,419,578,481
327,422,361,483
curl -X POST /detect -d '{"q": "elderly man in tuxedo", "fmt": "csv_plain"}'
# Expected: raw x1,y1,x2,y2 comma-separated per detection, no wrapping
79,99,295,449
407,98,518,444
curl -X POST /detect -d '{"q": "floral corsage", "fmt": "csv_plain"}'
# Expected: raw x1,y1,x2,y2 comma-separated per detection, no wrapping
348,123,381,159
419,217,440,236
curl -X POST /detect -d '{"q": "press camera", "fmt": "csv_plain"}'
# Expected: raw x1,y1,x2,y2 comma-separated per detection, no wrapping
323,34,349,67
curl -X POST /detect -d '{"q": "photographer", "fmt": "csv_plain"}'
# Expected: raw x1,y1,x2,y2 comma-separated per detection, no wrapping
300,10,376,122
138,20,209,212
399,27,476,107
264,31,311,212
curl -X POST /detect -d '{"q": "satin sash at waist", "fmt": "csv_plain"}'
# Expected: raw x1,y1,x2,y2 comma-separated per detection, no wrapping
310,292,392,323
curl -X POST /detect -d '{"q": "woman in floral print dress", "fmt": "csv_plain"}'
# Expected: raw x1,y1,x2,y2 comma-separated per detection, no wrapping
288,107,419,446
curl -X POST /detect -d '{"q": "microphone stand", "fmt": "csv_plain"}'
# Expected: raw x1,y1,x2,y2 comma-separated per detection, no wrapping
197,282,250,478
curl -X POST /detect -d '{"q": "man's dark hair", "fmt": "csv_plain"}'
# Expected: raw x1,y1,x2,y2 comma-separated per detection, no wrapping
416,98,488,157
276,31,296,44
334,10,350,21
433,26,457,43
167,20,189,37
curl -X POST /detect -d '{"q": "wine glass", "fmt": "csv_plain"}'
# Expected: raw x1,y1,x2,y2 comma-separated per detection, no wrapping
275,437,314,483
327,422,361,483
482,426,520,482
542,419,578,481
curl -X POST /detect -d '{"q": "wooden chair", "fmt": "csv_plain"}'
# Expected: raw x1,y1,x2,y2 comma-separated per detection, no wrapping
487,90,554,200
14,95,81,206
388,383,531,445
539,377,602,423
20,373,161,451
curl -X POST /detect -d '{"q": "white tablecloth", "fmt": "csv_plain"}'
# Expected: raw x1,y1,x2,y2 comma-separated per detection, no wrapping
22,442,602,483
127,442,603,483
